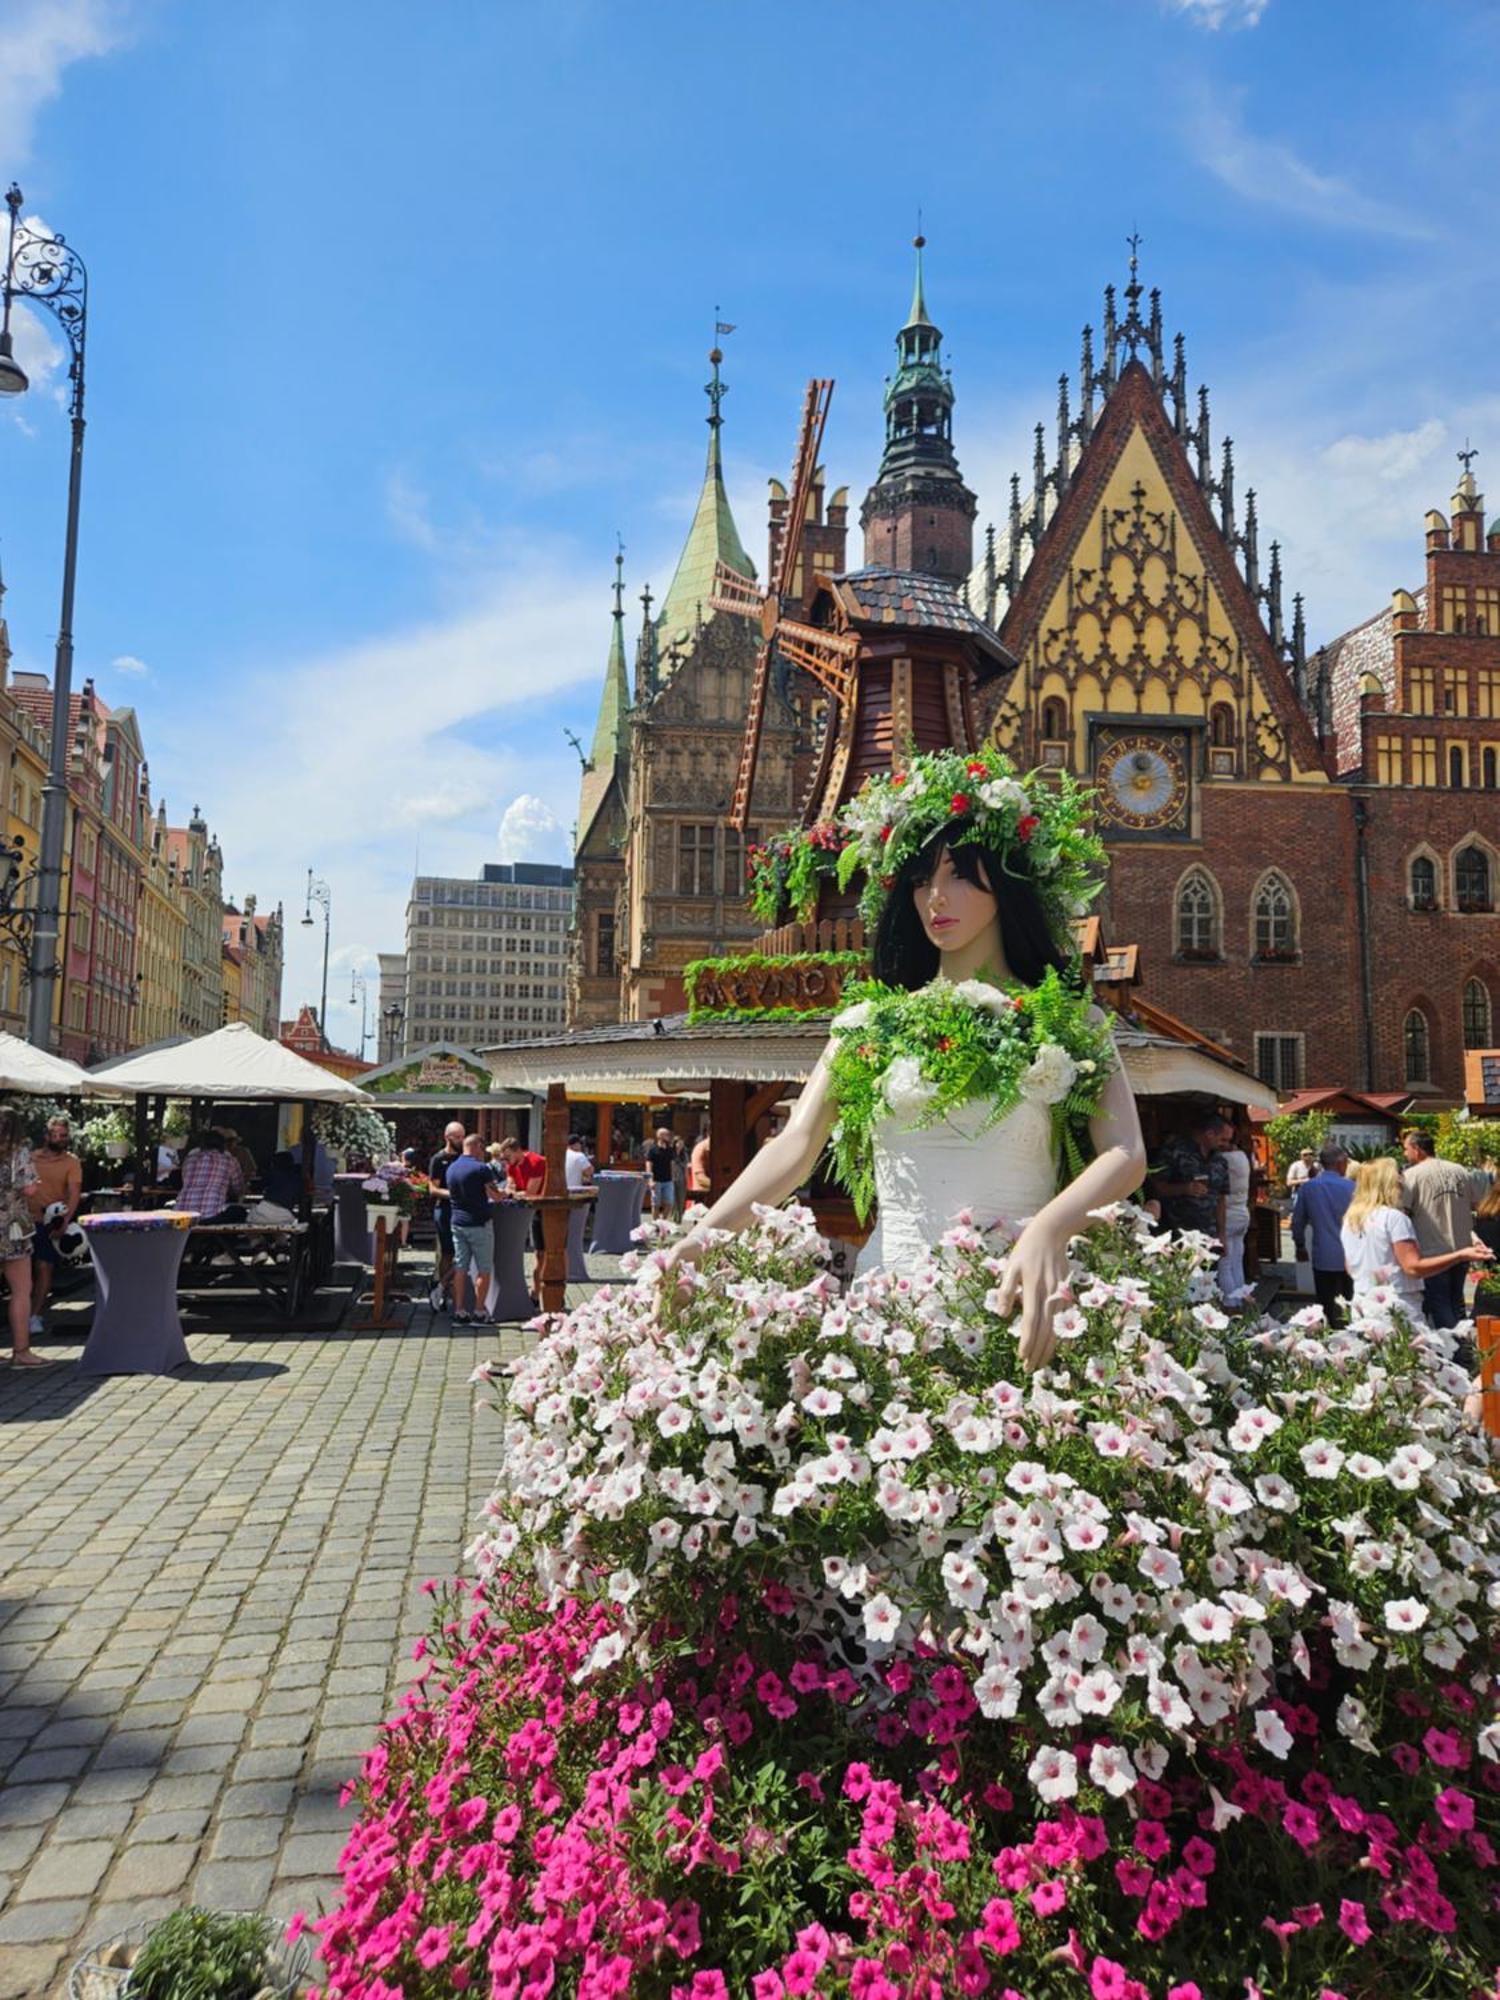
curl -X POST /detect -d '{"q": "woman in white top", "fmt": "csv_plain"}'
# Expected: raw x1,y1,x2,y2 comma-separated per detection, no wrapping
1340,1156,1491,1316
1217,1141,1252,1300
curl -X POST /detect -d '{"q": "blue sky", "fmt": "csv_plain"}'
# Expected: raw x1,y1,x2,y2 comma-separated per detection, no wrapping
3,0,1497,1052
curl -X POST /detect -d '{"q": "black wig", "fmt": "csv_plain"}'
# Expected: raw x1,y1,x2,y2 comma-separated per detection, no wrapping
870,820,1074,992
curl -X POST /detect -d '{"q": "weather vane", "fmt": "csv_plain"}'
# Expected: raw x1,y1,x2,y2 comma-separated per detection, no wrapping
1458,439,1479,475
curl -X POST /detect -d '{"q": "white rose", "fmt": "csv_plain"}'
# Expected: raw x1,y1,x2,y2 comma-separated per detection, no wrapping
949,979,1010,1014
1021,1040,1078,1105
832,1000,874,1031
978,777,1027,813
882,1054,937,1121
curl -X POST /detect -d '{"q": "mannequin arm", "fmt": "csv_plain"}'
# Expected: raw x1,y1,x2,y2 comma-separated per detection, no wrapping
664,1051,839,1270
991,1058,1149,1372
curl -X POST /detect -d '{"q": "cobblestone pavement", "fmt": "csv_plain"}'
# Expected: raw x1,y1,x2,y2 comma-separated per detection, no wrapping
0,1263,573,1999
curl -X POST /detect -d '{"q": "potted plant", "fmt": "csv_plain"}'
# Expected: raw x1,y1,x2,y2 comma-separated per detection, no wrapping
68,1907,309,2000
77,1107,133,1162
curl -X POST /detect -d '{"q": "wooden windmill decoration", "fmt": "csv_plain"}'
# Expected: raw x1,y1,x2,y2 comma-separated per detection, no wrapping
711,379,860,833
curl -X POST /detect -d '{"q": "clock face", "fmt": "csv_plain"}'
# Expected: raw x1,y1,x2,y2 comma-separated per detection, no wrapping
1095,733,1189,833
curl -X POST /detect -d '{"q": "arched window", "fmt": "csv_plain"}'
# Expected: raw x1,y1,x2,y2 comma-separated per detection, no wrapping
1410,854,1438,910
1253,872,1297,959
1404,1007,1431,1084
1040,696,1067,741
1457,844,1493,913
1449,745,1467,788
1485,748,1498,789
1209,702,1236,748
1463,978,1492,1049
1176,870,1219,958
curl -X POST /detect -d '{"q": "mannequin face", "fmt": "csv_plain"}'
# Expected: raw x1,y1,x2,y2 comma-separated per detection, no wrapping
913,846,999,962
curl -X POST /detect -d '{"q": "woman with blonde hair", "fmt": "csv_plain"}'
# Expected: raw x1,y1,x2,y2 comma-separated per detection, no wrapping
1340,1155,1492,1316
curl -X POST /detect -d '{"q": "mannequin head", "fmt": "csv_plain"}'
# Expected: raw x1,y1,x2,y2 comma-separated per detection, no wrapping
871,821,1072,991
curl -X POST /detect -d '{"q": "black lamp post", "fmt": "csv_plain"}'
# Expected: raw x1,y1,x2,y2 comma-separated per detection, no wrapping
381,1001,403,1065
0,184,89,1051
349,969,370,1059
301,870,331,1051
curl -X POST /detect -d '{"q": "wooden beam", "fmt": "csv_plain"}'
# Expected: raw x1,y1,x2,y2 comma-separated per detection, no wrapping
537,1081,570,1314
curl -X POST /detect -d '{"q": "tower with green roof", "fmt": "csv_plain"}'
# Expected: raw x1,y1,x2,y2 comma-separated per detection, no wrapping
859,236,977,583
577,545,631,852
653,347,757,672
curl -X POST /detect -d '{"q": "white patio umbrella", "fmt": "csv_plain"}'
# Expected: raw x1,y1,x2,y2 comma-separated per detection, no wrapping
89,1021,369,1102
0,1032,124,1097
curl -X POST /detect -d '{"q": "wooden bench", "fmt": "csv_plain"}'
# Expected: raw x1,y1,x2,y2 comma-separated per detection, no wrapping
180,1222,316,1320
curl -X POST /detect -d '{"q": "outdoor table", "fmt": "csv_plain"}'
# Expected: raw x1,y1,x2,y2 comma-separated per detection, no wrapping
77,1212,197,1375
566,1190,596,1282
589,1171,646,1255
332,1174,372,1264
487,1199,537,1324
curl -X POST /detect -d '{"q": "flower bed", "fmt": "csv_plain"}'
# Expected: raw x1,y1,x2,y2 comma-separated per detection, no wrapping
299,1207,1500,1997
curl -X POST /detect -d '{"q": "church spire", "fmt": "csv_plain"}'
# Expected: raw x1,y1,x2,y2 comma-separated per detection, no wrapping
577,544,633,851
860,235,978,582
653,342,757,669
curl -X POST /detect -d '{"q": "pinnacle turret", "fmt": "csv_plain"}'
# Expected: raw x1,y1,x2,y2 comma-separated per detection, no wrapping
653,345,756,669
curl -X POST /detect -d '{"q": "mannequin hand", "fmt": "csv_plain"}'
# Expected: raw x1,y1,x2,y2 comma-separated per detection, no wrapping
993,1216,1072,1373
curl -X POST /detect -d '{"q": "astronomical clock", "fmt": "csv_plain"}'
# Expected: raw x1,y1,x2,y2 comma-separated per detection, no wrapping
1090,725,1193,840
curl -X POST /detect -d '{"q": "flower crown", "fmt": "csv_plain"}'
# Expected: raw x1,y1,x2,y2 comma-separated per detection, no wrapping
835,746,1105,943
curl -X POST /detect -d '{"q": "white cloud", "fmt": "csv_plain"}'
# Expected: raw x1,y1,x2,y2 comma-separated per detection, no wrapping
1167,0,1268,26
110,652,150,678
383,471,440,553
1184,91,1436,240
496,793,567,865
0,0,130,164
141,533,607,1057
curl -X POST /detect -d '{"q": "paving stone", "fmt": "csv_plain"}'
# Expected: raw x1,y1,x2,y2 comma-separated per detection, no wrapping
6,1744,92,1783
0,1823,46,1870
48,1800,135,1842
175,1710,248,1746
102,1838,199,1898
0,1896,93,1942
72,1766,155,1802
248,1711,314,1748
0,1944,65,2000
219,1778,295,1819
209,1815,283,1860
132,1805,213,1845
0,1782,70,1827
16,1837,116,1899
193,1855,277,1909
233,1745,305,1781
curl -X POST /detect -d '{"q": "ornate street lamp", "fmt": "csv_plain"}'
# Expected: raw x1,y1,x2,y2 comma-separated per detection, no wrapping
381,1001,403,1065
349,969,370,1059
1,184,89,1050
301,870,332,1051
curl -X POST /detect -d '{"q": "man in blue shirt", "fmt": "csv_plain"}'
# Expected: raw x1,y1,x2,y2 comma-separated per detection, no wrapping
444,1133,503,1325
1291,1143,1355,1326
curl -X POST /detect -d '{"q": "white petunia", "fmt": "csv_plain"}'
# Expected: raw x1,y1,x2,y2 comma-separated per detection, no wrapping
1383,1596,1429,1633
1180,1599,1233,1646
831,1000,874,1031
1253,1708,1294,1759
1089,1743,1136,1796
1299,1438,1345,1480
862,1592,902,1643
1027,1744,1079,1802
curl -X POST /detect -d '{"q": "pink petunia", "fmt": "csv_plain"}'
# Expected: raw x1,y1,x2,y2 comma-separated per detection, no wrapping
1338,1899,1371,1944
1030,1878,1067,1917
1090,1958,1130,2000
1434,1786,1475,1831
413,1925,453,1970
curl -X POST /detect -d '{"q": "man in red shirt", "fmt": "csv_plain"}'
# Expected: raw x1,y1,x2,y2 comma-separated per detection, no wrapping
500,1136,547,1301
499,1136,546,1196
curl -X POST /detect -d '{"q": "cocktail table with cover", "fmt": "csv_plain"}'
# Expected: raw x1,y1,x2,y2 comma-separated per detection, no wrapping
588,1171,647,1255
486,1199,537,1324
77,1212,197,1375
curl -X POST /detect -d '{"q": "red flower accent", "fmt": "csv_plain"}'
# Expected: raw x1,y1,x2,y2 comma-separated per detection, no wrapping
1017,814,1040,841
966,760,988,777
937,1036,953,1053
881,875,894,890
892,772,907,787
951,793,972,815
880,824,893,843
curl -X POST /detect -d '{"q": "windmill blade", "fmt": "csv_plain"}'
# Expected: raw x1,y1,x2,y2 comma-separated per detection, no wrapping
773,379,834,607
772,618,858,706
708,559,766,622
729,637,775,834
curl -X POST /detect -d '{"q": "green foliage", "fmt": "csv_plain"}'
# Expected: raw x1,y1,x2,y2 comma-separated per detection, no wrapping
5,1095,73,1143
746,823,852,925
683,951,867,1022
1435,1112,1500,1168
124,1908,278,2000
826,969,1113,1221
1263,1110,1331,1188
